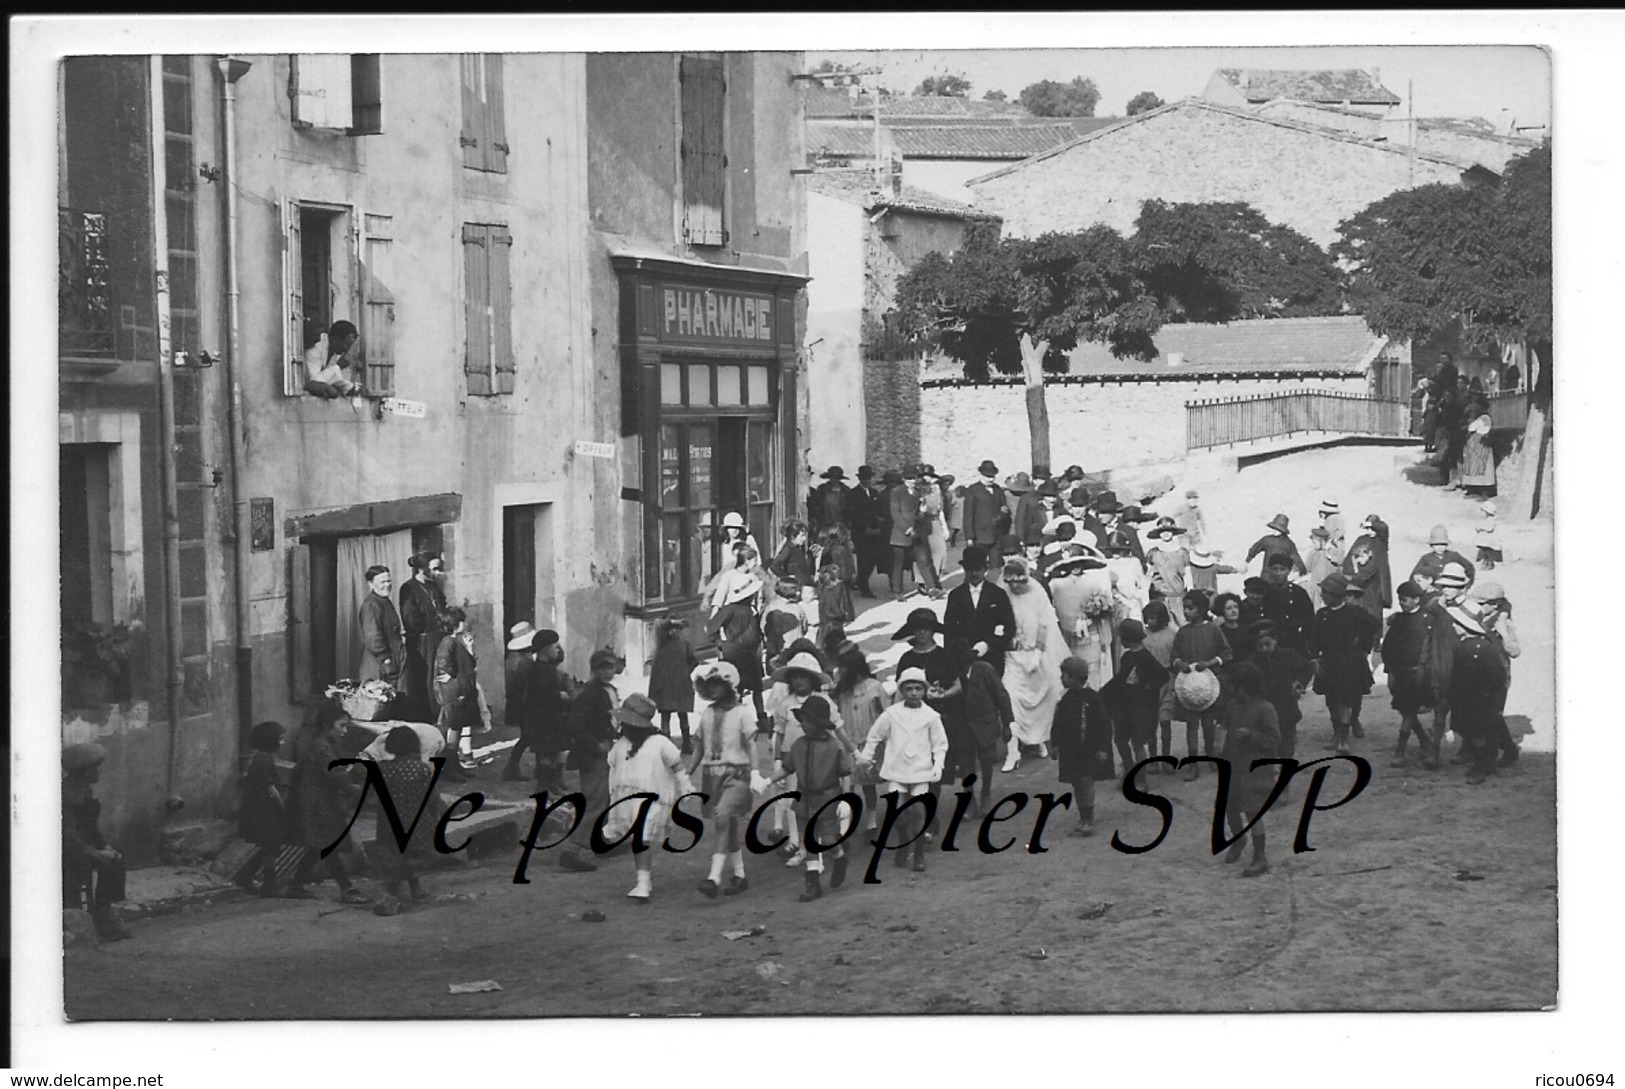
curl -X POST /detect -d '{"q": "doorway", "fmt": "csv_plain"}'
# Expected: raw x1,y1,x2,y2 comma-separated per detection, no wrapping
502,503,556,641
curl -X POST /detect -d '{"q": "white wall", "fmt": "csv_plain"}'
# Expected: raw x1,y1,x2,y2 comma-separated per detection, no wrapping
805,192,868,473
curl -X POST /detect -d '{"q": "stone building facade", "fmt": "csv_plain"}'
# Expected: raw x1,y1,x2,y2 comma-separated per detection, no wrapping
968,98,1474,247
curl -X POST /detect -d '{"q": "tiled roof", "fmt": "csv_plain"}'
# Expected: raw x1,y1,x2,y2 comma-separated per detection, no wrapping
802,86,1031,120
1067,316,1383,376
808,120,1080,160
967,98,1477,185
1216,68,1402,106
805,171,997,219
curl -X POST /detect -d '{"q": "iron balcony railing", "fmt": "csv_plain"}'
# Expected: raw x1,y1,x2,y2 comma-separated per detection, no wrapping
1186,389,1408,451
59,206,117,360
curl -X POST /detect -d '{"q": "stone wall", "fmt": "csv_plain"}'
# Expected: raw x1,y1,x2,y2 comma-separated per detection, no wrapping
920,375,1371,478
971,102,1465,247
864,355,924,471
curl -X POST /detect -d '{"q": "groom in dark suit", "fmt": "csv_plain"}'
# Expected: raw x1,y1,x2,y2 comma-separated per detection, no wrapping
943,545,1016,675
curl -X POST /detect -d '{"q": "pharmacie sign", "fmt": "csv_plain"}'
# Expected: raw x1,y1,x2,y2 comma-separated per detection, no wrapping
660,284,775,347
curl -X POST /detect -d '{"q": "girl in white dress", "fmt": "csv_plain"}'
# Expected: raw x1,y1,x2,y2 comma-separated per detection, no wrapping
605,693,696,901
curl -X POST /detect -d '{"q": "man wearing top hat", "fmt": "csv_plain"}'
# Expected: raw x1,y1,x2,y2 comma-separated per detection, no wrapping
809,465,853,538
944,545,1017,675
1096,491,1148,568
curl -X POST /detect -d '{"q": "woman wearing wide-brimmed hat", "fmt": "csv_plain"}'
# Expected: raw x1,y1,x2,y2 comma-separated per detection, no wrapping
1048,545,1115,688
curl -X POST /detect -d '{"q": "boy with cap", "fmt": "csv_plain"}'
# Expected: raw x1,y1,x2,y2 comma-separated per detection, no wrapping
1310,572,1379,755
560,647,625,872
1262,555,1316,654
1101,618,1170,773
857,667,948,873
774,695,855,900
1245,514,1308,578
1242,620,1316,761
1240,576,1269,631
1410,527,1476,589
1051,657,1115,835
62,742,134,941
1382,581,1433,767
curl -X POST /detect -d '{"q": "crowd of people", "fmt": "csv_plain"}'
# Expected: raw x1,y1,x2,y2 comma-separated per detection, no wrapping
1413,352,1513,495
61,457,1526,935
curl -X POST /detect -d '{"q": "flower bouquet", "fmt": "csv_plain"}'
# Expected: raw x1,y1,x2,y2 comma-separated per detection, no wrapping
326,678,398,722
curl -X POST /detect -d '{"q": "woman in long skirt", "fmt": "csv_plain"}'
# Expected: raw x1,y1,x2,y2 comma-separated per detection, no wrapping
1000,555,1069,771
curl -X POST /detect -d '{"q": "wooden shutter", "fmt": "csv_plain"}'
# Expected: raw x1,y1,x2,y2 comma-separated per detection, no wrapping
680,55,725,245
489,226,515,394
462,223,492,395
292,55,352,129
459,55,483,169
485,54,508,173
281,200,304,395
361,213,395,396
350,55,383,135
288,543,313,700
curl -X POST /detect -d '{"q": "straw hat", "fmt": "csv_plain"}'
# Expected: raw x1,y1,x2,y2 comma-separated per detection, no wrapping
1433,562,1470,589
771,652,832,689
895,667,929,688
507,621,538,651
720,575,764,606
1189,547,1217,569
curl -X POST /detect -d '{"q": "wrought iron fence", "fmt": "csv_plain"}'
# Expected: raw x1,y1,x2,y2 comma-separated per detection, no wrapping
59,206,116,358
1186,390,1408,451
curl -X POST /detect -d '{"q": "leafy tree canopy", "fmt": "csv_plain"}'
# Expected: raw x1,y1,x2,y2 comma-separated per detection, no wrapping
894,201,1349,380
1133,200,1346,322
916,73,972,97
1018,76,1101,117
1332,143,1551,354
983,89,1008,102
1125,90,1165,116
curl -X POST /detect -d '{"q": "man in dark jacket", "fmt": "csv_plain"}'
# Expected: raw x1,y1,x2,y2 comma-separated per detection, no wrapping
1245,515,1308,577
63,742,133,942
1261,555,1316,653
944,545,1016,675
808,466,852,537
358,565,405,685
847,465,884,596
960,460,1009,571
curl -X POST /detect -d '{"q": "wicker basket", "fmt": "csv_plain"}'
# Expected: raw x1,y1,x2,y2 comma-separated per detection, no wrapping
338,691,391,722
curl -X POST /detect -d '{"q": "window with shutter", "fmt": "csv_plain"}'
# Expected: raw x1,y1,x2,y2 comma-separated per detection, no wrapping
679,55,726,246
288,543,313,700
281,200,304,395
462,223,493,395
460,54,508,173
489,226,515,393
291,55,384,135
361,213,395,397
350,55,384,135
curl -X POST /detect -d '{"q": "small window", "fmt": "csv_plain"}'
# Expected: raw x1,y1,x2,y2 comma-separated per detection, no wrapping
282,201,366,397
290,55,383,135
462,222,515,395
460,54,508,173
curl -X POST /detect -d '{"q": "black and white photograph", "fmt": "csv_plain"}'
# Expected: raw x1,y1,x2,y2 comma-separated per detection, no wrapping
10,11,1620,1087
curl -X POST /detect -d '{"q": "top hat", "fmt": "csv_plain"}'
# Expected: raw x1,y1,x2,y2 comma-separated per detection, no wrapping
857,465,876,480
1092,490,1122,513
1005,472,1034,494
891,607,945,642
507,621,539,651
614,693,659,731
821,466,847,481
960,544,991,569
1122,505,1157,523
792,694,836,730
1037,478,1061,498
1266,513,1291,534
1067,486,1092,508
977,459,999,477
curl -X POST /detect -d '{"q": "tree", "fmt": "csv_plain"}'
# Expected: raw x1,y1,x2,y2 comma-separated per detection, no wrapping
1125,90,1165,115
1334,144,1551,515
916,73,972,97
894,202,1347,471
1133,200,1346,321
1018,76,1101,117
983,89,1008,103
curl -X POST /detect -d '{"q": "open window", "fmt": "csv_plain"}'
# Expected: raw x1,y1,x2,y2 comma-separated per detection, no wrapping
290,54,383,135
282,200,394,398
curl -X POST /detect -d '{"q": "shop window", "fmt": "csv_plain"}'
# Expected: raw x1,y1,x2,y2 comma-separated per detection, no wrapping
651,415,776,601
290,54,383,135
460,54,509,173
679,54,726,246
461,222,515,395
